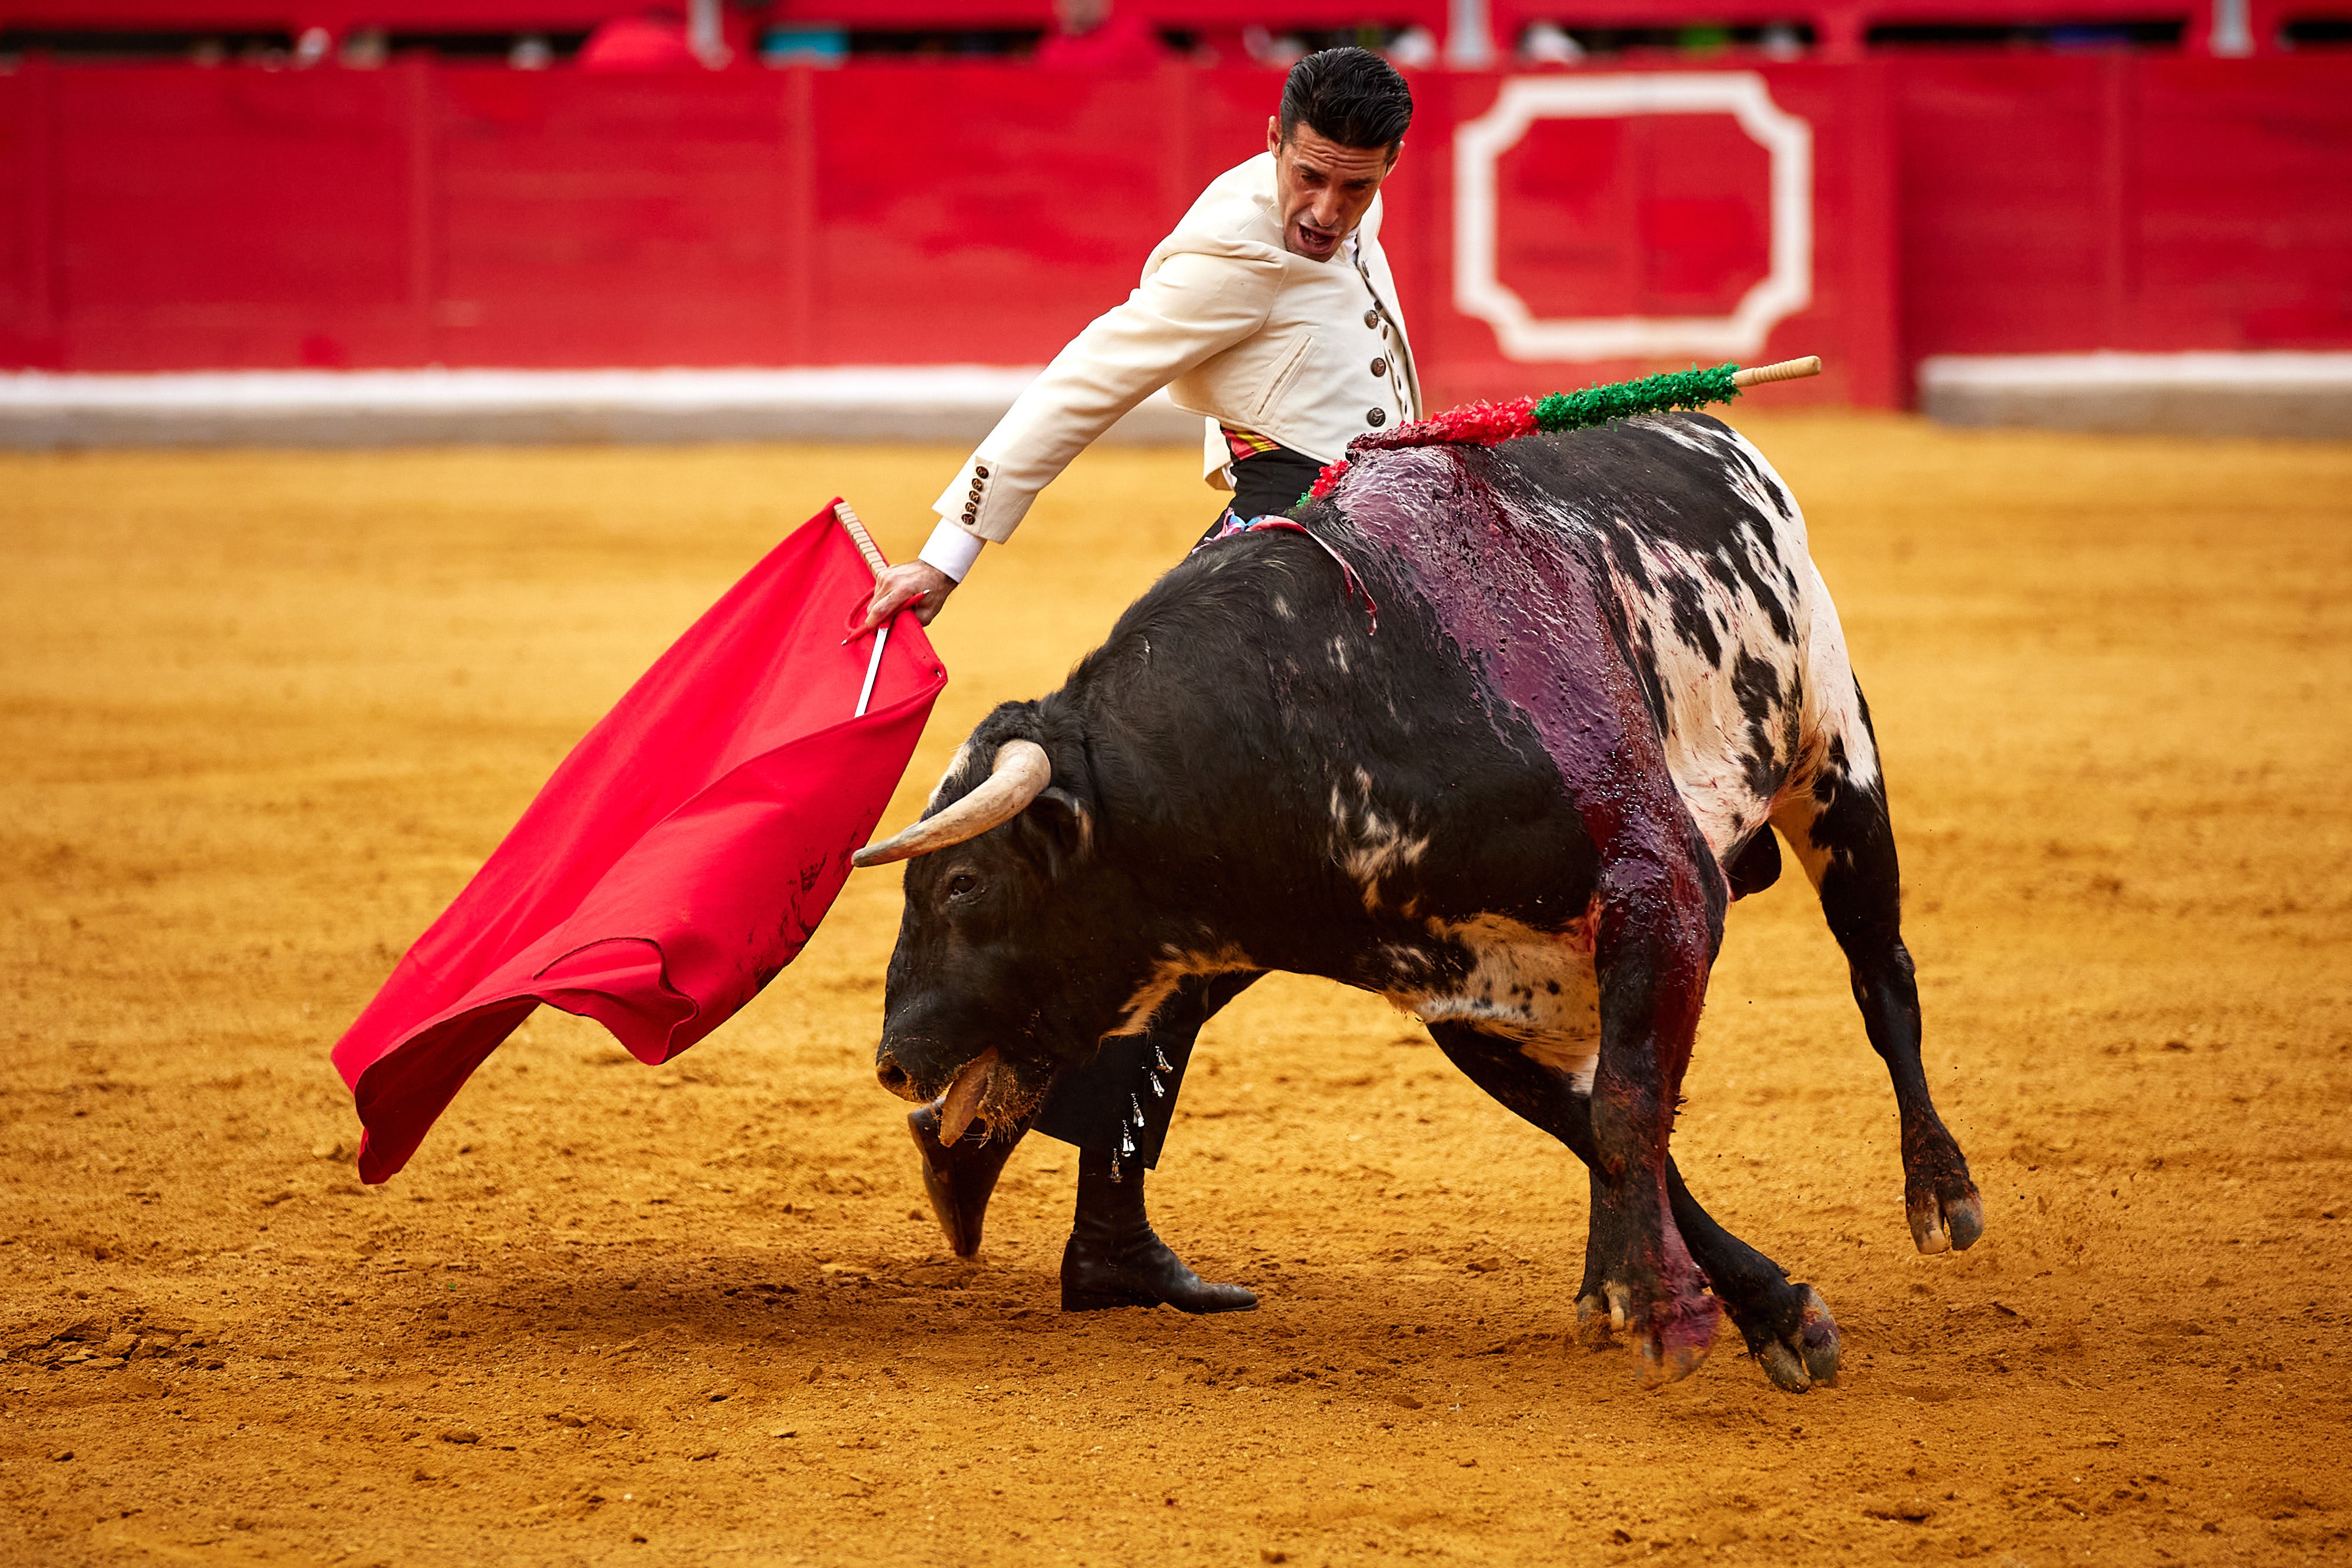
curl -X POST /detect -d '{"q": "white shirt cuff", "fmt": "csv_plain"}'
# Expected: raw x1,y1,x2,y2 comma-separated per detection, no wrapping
918,520,984,583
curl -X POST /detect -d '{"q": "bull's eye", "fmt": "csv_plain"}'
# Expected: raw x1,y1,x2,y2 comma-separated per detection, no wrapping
946,872,980,898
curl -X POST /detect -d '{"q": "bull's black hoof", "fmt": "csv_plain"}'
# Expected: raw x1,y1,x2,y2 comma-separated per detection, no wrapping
1906,1178,1985,1256
1743,1284,1842,1393
1060,1232,1258,1314
908,1100,1026,1259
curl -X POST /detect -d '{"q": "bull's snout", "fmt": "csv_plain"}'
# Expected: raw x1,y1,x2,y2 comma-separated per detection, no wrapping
874,1049,917,1101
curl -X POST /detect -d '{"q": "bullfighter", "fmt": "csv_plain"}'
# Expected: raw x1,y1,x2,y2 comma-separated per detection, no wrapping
853,45,1421,1314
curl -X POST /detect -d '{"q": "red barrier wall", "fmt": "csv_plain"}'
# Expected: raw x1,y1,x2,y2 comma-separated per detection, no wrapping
1895,57,2352,357
1,58,2346,403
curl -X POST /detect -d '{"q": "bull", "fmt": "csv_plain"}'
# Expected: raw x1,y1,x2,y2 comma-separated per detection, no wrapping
857,412,1982,1390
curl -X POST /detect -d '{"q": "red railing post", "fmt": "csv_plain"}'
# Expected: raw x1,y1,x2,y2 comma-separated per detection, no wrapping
783,63,817,363
402,56,439,365
13,55,61,367
1818,4,1866,62
2096,54,2137,349
1157,58,1195,229
1847,58,1903,407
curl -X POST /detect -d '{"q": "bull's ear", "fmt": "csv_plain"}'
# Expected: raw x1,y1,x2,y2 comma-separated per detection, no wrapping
1018,786,1093,880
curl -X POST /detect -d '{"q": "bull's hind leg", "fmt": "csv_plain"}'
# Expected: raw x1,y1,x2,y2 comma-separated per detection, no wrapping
1775,691,1983,1254
1428,1024,1841,1393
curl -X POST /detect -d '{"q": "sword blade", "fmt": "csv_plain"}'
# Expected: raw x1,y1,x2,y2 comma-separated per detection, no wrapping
854,624,890,718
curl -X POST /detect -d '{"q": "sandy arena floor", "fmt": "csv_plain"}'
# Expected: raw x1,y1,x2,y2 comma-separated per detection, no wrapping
2,418,2349,1567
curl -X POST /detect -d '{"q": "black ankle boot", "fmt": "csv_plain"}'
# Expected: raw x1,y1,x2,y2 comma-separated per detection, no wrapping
908,1099,1027,1258
1060,1149,1257,1313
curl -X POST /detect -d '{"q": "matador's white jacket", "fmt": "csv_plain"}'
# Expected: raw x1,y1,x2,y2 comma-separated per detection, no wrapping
920,151,1422,579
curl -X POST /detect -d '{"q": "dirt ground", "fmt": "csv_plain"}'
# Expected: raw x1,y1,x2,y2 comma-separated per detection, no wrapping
3,417,2350,1567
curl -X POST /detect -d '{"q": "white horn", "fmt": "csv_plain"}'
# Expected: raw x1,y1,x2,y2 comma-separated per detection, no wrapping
852,740,1053,868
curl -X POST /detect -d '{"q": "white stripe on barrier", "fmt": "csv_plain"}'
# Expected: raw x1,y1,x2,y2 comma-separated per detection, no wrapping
0,366,1202,449
1920,352,2352,391
1918,352,2352,439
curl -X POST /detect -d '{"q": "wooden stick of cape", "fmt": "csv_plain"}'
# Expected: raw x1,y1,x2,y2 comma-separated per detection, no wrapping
834,501,895,718
328,500,947,1183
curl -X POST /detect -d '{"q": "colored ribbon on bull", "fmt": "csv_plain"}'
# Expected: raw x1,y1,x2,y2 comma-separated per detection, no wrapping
1308,356,1824,500
1195,515,1379,634
329,500,947,1183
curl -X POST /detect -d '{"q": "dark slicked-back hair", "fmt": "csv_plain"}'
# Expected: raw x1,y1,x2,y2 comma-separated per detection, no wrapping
1277,46,1414,154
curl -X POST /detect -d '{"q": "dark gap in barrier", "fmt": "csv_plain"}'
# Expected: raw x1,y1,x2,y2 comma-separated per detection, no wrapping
0,26,297,61
841,26,1049,55
380,29,592,61
1866,17,2187,46
1514,21,1818,55
2279,15,2352,44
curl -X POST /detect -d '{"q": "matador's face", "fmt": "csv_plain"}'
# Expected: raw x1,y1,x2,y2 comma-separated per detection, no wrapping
1264,118,1399,263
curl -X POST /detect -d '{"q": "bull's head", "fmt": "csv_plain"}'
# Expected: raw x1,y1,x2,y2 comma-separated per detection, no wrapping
855,717,1149,1142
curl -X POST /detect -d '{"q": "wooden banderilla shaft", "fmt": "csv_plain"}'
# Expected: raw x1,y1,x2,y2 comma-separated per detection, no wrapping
1732,356,1823,389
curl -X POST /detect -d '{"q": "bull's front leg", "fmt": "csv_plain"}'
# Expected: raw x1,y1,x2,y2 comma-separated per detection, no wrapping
1586,853,1723,1389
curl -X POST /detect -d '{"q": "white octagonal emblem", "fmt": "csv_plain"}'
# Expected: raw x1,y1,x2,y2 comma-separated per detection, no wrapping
1454,73,1814,362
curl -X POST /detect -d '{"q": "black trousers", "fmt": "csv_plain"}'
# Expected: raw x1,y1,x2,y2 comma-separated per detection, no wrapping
1027,440,1318,1165
1221,444,1326,531
1030,972,1261,1165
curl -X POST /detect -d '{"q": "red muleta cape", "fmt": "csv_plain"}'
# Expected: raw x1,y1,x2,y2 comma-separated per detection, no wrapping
330,502,945,1183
